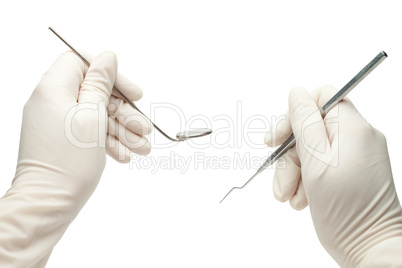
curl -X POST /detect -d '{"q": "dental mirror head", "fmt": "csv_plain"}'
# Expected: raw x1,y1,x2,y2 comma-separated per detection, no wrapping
176,128,212,141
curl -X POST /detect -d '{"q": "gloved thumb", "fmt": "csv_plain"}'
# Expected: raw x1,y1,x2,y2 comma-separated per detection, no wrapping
289,87,330,163
78,51,117,106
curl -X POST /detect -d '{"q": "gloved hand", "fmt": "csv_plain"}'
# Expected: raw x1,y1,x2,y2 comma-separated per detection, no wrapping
0,51,152,267
264,85,402,267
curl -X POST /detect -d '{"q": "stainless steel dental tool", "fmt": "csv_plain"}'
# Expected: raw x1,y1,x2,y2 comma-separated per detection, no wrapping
220,51,388,203
49,27,212,142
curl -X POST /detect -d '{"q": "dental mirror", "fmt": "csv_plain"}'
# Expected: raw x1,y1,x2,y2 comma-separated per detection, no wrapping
49,27,212,142
176,128,213,141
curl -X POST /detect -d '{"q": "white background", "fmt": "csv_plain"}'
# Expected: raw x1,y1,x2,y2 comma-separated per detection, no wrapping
1,1,401,267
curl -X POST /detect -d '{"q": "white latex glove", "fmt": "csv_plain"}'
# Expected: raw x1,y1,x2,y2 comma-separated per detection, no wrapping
0,51,152,267
264,85,402,267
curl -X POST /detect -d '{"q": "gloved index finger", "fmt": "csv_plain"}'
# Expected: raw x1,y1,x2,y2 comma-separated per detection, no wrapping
78,51,117,105
265,86,345,151
78,51,144,102
264,111,292,147
113,73,144,101
289,86,331,163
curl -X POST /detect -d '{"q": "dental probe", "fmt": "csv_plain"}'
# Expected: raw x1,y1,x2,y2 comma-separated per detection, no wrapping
220,51,387,203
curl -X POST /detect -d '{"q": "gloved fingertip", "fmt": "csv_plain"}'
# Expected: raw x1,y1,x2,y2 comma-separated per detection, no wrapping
289,181,308,211
78,50,95,63
99,50,118,63
106,135,131,163
273,178,289,203
133,88,144,101
274,191,288,203
288,87,312,116
125,115,153,136
314,84,339,108
264,131,272,146
289,196,308,211
114,73,144,101
98,51,118,74
137,142,151,156
142,118,153,135
79,51,119,104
